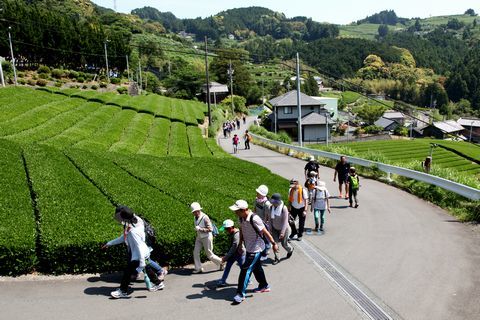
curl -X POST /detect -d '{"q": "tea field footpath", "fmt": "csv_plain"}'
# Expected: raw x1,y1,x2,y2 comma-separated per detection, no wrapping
218,117,480,320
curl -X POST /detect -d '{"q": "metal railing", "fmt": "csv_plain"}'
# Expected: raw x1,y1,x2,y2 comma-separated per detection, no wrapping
251,133,480,201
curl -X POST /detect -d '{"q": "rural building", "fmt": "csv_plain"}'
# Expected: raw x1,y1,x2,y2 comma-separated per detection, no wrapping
268,90,336,142
202,81,229,106
422,120,465,139
457,118,480,142
374,117,400,131
382,111,406,125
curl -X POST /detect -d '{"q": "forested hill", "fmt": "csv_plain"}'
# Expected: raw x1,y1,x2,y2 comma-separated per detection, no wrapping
131,6,339,41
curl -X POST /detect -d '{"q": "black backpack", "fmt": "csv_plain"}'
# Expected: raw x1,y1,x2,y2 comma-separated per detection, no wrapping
138,215,157,247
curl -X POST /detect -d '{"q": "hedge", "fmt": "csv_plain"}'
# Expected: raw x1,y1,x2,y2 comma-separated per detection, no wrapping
109,113,154,154
138,118,170,157
168,122,190,157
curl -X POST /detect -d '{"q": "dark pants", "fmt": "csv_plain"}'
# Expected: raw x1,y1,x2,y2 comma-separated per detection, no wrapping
237,252,267,297
245,140,250,149
290,206,306,237
121,260,160,291
349,188,359,205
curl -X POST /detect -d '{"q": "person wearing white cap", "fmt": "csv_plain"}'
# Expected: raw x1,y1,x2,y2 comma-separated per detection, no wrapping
191,202,223,273
229,200,278,304
310,181,331,232
253,184,272,260
216,219,245,287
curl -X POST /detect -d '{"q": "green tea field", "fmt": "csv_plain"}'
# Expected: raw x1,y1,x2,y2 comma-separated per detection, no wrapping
0,87,288,276
313,139,480,177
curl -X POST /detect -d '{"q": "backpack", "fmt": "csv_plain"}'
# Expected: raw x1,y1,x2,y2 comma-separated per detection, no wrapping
304,178,316,190
136,215,157,247
212,222,219,237
350,175,359,190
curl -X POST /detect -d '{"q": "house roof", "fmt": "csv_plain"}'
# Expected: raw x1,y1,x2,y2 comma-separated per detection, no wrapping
432,120,464,133
202,82,229,93
269,90,321,107
383,111,405,119
374,117,396,129
301,112,335,126
457,118,480,128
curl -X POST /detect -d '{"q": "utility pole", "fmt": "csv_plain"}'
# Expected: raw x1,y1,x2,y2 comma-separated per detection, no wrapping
8,27,17,86
104,40,110,83
0,58,5,87
296,52,303,146
125,55,130,82
138,59,143,93
204,36,212,126
228,60,234,116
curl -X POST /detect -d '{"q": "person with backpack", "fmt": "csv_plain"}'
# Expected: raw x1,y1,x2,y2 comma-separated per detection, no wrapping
216,219,246,287
191,202,223,274
244,130,251,150
288,179,309,241
266,193,294,264
310,181,331,232
232,134,240,154
305,171,318,202
348,167,360,208
229,200,278,304
236,118,241,130
253,184,271,261
334,156,351,199
304,156,320,180
103,206,164,299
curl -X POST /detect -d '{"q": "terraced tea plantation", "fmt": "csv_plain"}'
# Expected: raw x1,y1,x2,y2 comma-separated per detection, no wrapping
0,87,288,276
314,139,480,176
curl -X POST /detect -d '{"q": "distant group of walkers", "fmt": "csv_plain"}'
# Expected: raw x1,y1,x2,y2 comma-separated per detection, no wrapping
222,116,247,139
102,154,360,303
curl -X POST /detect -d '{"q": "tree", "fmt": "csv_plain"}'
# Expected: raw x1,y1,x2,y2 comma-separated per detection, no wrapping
303,74,319,96
378,24,389,38
357,104,387,125
465,9,477,16
447,18,465,30
414,19,422,32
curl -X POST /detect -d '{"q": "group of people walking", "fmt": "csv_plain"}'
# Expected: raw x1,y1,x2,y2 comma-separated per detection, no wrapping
102,154,360,304
232,130,251,153
223,116,247,139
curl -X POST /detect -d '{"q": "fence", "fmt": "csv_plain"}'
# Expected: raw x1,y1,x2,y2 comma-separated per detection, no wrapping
251,133,480,201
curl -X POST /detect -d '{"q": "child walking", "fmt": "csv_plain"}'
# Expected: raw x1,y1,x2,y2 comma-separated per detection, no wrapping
348,167,360,208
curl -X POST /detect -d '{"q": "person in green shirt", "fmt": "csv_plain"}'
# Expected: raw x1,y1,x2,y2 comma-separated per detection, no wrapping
348,167,360,208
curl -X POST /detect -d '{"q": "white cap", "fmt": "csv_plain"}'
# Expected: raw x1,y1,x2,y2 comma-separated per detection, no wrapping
229,200,248,211
315,181,327,191
255,185,268,197
309,156,315,161
222,219,234,229
190,202,202,213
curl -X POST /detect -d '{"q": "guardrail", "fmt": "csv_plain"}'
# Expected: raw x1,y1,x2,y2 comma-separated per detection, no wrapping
251,133,480,201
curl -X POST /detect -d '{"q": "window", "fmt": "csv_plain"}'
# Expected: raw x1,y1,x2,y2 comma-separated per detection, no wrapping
284,106,293,114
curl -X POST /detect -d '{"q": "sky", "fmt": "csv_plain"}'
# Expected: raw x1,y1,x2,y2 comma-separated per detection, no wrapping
91,0,479,24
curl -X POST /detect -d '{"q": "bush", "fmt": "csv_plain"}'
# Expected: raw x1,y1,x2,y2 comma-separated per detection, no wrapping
99,82,107,88
51,69,64,79
82,85,88,89
27,79,36,86
17,71,25,78
116,86,128,94
38,73,48,79
76,77,85,83
18,78,26,85
363,125,384,134
37,65,51,74
91,85,98,90
36,79,47,87
110,78,121,85
55,81,62,88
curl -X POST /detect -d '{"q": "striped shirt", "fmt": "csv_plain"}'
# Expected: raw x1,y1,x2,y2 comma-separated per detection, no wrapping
239,210,265,253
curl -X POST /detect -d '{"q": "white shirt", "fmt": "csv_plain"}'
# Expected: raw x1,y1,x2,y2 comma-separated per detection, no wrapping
311,188,330,210
289,187,309,209
107,216,150,268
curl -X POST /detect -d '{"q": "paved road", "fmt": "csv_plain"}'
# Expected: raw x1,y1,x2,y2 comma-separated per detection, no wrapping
219,119,480,320
1,120,479,320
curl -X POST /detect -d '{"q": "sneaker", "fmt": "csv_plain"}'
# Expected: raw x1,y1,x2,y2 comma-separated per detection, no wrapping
272,258,280,265
233,294,245,304
297,236,302,241
216,280,227,287
149,282,165,292
254,285,271,293
349,203,353,207
355,204,359,208
260,255,268,261
110,288,129,299
192,268,204,274
286,249,294,259
319,227,324,232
